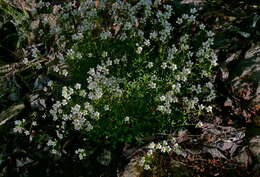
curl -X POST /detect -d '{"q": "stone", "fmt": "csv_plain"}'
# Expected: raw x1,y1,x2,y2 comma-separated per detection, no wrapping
234,148,252,167
168,160,193,177
119,156,141,177
249,136,260,162
230,44,260,125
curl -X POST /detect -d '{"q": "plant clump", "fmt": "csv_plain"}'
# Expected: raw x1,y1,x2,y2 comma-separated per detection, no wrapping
3,0,218,175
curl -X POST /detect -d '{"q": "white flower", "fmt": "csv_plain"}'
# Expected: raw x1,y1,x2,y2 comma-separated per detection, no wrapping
206,106,213,113
36,63,42,70
102,51,108,57
148,142,156,149
75,83,81,90
160,146,167,153
144,164,151,170
161,62,167,69
190,8,197,14
162,140,168,146
124,116,130,122
75,148,86,160
149,82,156,89
79,90,87,97
93,112,100,120
47,80,53,87
88,53,93,57
23,58,29,64
32,121,37,126
156,143,162,150
196,121,203,128
170,64,177,71
147,62,154,68
144,39,150,46
24,130,30,136
13,126,23,133
206,82,213,89
47,139,56,147
150,31,158,39
62,69,68,76
104,105,110,111
147,149,153,156
53,66,59,72
176,17,183,25
199,24,205,30
139,157,146,167
136,46,143,54
160,95,166,102
207,31,215,37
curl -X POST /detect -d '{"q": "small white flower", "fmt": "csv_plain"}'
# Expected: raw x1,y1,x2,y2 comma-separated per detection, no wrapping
196,121,203,128
207,31,215,37
36,63,42,70
149,82,156,89
160,95,166,102
53,66,59,72
104,105,110,111
74,83,81,90
161,62,167,69
24,130,30,136
147,62,154,68
47,81,53,87
23,58,29,64
102,51,108,57
190,8,197,14
62,69,68,77
79,90,87,97
124,116,130,122
170,64,177,71
32,121,37,126
139,157,146,167
206,106,213,113
160,146,167,153
148,142,156,149
176,17,183,25
199,24,205,30
47,139,56,147
198,104,205,110
144,164,151,170
156,143,162,150
136,46,143,54
88,53,93,57
147,149,153,156
144,39,150,46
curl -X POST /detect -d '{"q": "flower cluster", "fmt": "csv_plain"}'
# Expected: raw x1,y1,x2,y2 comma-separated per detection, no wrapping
11,0,218,160
139,138,179,170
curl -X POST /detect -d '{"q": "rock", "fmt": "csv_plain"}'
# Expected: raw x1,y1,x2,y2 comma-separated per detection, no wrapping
231,44,260,103
119,155,193,177
119,156,141,177
234,147,252,167
249,136,260,162
168,160,193,177
230,44,260,125
29,94,46,111
97,149,111,166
